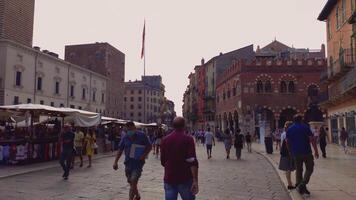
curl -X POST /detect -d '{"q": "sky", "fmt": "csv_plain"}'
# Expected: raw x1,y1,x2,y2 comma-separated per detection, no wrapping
33,0,327,116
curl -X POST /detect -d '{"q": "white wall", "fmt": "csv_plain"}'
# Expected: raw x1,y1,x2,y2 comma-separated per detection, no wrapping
0,40,107,113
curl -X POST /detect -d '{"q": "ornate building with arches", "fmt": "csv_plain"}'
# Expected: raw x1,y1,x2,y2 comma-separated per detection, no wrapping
216,58,327,134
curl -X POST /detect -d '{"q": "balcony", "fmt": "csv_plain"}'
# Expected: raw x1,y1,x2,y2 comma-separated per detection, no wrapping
327,48,356,83
340,67,356,95
323,67,356,106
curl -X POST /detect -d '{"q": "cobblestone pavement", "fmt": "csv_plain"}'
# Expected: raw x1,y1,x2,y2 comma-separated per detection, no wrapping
0,142,290,200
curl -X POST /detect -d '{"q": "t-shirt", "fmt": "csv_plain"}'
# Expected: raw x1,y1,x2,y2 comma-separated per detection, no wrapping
61,131,75,152
286,123,312,156
161,130,199,185
204,132,214,145
119,131,151,171
74,131,84,147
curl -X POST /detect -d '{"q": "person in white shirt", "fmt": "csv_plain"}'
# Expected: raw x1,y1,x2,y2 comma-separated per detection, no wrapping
204,127,215,159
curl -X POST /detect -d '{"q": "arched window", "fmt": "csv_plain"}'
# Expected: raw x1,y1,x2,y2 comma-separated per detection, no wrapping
257,80,263,93
280,81,287,93
265,81,272,93
288,81,295,93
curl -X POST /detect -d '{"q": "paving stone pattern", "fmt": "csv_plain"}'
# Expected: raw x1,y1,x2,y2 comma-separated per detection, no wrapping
0,142,290,200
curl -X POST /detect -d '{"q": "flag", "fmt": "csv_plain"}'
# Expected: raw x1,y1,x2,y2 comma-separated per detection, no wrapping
141,20,145,59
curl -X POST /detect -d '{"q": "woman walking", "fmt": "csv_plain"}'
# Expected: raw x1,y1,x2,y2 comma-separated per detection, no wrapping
319,126,327,158
340,127,349,154
245,132,252,153
224,128,233,159
155,129,163,157
278,121,295,190
84,129,96,168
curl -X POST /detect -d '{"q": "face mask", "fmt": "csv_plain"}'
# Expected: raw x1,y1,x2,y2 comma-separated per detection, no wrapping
127,130,135,137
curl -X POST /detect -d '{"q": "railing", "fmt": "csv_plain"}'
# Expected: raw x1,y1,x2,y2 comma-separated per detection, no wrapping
328,48,356,80
340,67,356,94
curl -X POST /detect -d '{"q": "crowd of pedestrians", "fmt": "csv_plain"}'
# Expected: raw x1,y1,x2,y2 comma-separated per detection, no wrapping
57,114,352,199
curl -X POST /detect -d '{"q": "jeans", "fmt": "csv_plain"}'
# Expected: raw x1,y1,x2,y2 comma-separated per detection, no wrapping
294,154,314,186
59,150,73,177
164,180,195,200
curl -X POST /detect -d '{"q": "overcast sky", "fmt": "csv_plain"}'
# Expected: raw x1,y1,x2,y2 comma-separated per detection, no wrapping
33,0,327,115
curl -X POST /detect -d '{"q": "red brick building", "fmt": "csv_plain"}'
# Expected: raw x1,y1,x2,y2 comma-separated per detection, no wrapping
65,43,125,118
216,58,327,134
0,0,35,47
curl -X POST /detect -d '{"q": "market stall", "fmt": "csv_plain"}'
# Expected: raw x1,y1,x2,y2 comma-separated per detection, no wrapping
0,104,101,165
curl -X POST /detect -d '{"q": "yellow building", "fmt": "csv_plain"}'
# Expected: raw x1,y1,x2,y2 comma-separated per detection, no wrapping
318,0,356,146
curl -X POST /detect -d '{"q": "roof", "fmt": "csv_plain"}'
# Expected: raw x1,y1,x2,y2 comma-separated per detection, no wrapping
259,40,291,53
318,0,337,21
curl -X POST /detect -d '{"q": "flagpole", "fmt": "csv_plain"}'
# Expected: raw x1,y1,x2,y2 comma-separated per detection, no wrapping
143,20,146,123
143,39,146,123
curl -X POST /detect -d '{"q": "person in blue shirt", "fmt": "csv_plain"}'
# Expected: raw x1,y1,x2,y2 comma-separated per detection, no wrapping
113,121,152,200
286,115,319,196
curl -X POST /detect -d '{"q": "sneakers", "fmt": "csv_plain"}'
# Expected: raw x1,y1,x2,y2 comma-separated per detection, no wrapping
297,184,311,195
297,184,305,195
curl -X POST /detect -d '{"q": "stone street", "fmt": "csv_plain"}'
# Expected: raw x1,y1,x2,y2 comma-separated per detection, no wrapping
0,142,290,200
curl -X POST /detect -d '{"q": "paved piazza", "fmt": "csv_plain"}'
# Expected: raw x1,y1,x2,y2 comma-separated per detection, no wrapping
0,142,290,200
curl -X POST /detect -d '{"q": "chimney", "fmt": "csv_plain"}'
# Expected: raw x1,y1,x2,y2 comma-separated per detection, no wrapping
321,44,326,58
201,58,205,65
48,52,59,58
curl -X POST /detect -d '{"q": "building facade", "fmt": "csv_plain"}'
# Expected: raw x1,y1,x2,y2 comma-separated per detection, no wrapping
183,72,198,130
183,45,255,131
318,0,356,145
184,40,327,135
0,0,35,47
65,43,125,118
123,76,166,123
216,58,327,135
0,39,107,112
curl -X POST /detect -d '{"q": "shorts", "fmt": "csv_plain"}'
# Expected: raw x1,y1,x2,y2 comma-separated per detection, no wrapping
206,144,213,150
75,147,83,156
125,168,142,183
224,140,232,150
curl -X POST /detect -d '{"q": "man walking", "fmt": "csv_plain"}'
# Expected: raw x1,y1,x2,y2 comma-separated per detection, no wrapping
204,127,215,159
234,129,244,160
286,115,319,195
113,122,152,200
59,124,75,180
161,117,199,200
